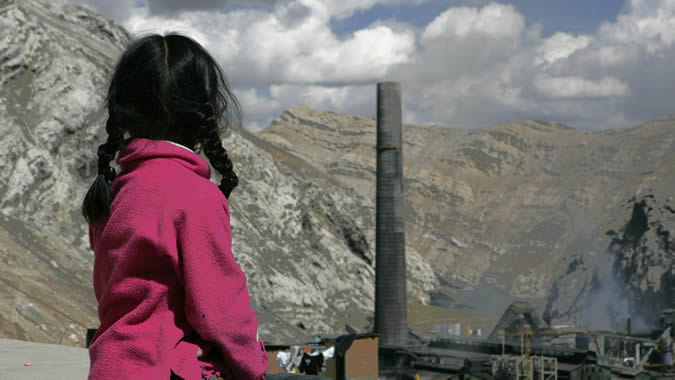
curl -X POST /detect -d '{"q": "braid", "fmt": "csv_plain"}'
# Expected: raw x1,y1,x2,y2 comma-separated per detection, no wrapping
198,107,238,199
81,112,125,224
98,114,124,180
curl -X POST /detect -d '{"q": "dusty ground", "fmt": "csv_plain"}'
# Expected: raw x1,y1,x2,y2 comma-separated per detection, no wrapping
0,338,89,380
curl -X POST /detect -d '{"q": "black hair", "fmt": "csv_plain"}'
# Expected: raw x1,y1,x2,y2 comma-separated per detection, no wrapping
82,33,241,225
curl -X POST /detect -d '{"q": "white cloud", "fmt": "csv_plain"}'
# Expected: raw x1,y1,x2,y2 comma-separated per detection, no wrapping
597,0,675,54
73,0,675,131
124,7,211,45
387,2,531,126
238,88,283,115
305,0,432,20
531,0,675,126
74,0,433,22
71,0,136,22
535,32,591,66
386,0,675,130
122,3,415,86
534,76,630,98
145,0,228,15
270,84,373,115
422,3,524,40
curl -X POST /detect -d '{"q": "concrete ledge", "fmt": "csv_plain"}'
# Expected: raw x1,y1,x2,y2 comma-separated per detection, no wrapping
0,338,89,380
0,339,333,380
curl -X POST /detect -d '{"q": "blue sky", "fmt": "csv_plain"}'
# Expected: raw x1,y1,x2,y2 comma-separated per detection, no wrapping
508,0,625,36
223,0,626,38
333,0,624,38
78,0,675,131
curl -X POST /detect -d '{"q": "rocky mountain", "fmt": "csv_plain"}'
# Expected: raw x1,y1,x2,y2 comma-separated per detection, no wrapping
258,107,675,328
2,0,673,349
0,0,437,346
544,191,674,331
1,0,129,347
607,194,674,326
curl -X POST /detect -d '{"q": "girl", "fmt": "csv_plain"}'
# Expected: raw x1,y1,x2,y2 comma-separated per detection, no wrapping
82,33,268,380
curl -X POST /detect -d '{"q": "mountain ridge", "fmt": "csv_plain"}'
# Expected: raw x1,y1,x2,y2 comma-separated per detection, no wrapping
1,0,673,348
0,0,437,346
257,105,675,326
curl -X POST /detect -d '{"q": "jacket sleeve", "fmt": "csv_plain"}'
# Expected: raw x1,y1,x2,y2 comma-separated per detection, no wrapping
176,195,268,379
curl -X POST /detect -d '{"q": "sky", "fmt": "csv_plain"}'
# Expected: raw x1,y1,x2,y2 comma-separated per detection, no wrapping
71,0,675,132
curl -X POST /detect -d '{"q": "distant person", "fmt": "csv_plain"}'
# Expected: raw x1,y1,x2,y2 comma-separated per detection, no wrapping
666,327,674,367
82,33,268,379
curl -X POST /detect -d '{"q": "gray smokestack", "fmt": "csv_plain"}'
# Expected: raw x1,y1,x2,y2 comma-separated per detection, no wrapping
627,317,631,336
374,82,408,349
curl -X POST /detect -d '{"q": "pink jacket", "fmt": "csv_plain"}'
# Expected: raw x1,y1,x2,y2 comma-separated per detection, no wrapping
88,137,268,380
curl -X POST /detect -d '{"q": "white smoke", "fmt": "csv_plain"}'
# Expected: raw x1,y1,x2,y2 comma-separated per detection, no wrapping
581,249,649,332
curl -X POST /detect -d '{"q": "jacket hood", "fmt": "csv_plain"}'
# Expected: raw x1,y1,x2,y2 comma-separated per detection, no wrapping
115,137,211,180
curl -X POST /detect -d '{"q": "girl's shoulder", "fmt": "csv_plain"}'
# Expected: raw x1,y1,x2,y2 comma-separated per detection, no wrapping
172,179,229,217
172,184,231,235
113,156,229,220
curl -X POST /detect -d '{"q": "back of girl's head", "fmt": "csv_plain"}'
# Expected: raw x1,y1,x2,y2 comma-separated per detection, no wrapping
82,33,241,225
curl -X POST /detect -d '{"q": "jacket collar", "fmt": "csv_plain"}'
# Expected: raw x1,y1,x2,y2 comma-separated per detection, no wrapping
115,137,210,180
162,140,194,153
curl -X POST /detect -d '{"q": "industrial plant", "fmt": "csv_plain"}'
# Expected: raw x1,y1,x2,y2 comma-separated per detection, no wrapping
282,83,675,380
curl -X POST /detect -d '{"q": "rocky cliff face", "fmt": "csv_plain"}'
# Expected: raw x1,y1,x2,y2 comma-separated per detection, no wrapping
0,212,97,347
1,0,128,249
225,129,438,342
0,0,128,346
544,191,674,331
608,194,674,325
2,0,673,347
258,107,675,324
0,0,437,346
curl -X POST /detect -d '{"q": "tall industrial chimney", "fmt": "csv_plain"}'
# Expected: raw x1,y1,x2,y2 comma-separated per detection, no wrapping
374,82,408,353
626,317,631,336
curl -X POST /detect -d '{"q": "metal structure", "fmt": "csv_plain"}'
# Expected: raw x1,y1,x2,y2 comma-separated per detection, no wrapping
374,81,408,355
532,356,558,380
496,329,537,380
491,355,558,380
366,83,675,379
489,301,544,340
